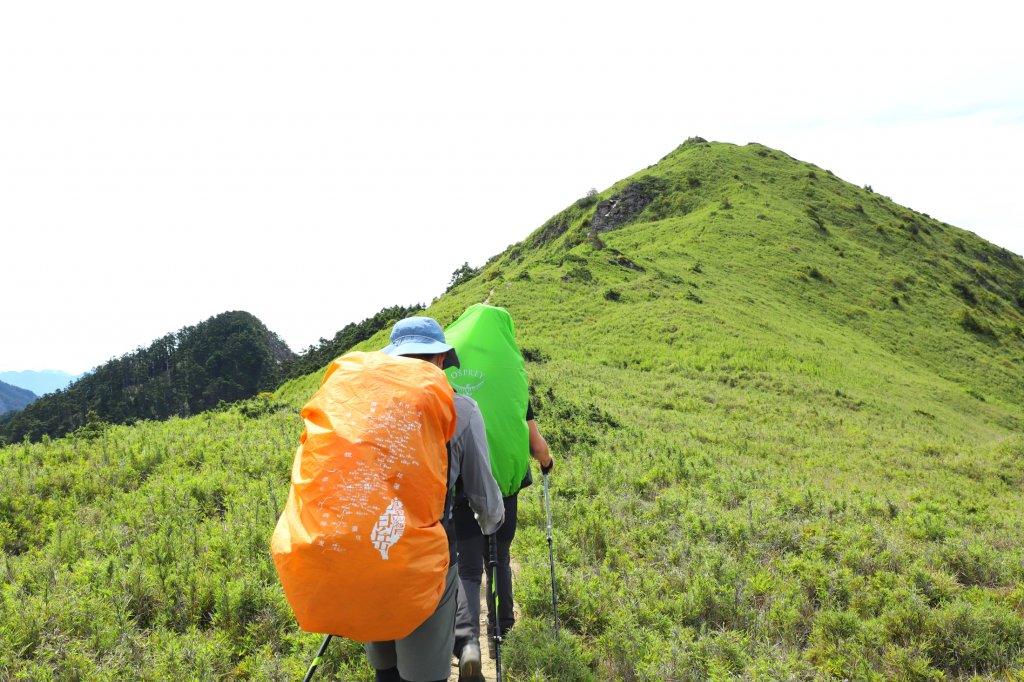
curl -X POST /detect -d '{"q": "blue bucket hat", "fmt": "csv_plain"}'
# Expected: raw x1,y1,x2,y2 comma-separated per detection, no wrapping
381,317,461,369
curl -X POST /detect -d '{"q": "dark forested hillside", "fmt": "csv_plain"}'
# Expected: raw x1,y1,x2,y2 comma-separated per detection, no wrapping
0,311,294,443
0,380,35,415
280,303,424,381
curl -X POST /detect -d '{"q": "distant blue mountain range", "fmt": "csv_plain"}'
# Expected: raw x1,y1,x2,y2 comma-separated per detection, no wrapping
0,370,83,397
0,380,36,415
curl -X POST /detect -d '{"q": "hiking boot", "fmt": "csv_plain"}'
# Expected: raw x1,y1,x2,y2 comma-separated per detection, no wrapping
458,640,482,681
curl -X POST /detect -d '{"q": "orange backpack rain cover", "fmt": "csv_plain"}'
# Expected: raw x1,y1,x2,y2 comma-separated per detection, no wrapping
271,351,456,641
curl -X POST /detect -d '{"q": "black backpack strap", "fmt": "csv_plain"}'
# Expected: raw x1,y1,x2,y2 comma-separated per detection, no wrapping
442,441,457,566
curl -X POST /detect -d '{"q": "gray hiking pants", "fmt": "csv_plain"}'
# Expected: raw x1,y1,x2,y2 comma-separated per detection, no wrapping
364,565,458,682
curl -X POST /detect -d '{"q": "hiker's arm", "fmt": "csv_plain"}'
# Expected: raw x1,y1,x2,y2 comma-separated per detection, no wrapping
457,400,505,535
528,419,554,474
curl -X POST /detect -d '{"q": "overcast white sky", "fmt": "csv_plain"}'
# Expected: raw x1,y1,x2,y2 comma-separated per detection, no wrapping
2,1,1021,374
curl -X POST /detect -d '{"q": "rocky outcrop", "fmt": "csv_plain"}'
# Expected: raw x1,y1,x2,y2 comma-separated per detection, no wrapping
607,249,645,272
538,217,569,243
590,180,662,234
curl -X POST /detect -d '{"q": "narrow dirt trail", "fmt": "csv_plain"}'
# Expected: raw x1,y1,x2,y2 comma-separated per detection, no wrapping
448,559,521,682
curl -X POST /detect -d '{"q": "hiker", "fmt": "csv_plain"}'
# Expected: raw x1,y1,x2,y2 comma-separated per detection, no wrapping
271,316,504,682
453,412,553,666
444,304,555,673
364,316,505,682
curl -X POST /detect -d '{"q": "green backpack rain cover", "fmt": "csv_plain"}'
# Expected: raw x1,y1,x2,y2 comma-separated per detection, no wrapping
445,304,529,496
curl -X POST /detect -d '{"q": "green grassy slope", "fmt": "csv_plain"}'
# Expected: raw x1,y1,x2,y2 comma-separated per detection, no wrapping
427,140,1024,680
2,140,1022,681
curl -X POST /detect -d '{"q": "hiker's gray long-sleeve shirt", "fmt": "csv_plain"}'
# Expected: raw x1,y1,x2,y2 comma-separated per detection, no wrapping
448,393,504,535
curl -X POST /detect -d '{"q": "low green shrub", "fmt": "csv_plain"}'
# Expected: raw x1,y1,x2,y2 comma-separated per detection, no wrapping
562,267,593,283
952,282,978,305
959,310,996,337
925,596,1024,676
504,619,594,681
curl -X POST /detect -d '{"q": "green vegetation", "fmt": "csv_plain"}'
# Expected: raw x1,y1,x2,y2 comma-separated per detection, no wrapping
2,141,1024,680
279,303,424,381
447,262,482,292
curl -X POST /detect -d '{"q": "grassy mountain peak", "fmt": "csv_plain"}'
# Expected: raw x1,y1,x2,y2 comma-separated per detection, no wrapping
438,138,1023,412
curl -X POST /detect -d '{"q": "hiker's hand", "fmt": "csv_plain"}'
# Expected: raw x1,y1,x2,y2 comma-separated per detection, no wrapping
540,454,554,475
528,420,553,474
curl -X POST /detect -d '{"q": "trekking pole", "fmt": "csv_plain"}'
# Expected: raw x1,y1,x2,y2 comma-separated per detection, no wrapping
488,534,504,682
302,634,332,682
542,471,560,639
